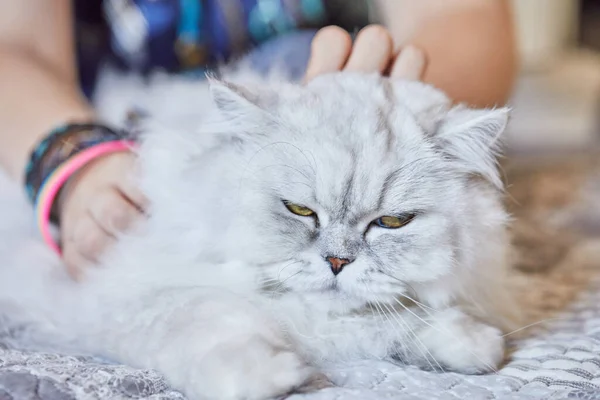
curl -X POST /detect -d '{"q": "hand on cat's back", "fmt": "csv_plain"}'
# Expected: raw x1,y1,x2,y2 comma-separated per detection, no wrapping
304,25,427,81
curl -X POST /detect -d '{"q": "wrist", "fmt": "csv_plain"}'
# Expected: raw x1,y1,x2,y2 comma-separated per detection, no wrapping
37,140,136,255
24,123,125,206
24,122,136,254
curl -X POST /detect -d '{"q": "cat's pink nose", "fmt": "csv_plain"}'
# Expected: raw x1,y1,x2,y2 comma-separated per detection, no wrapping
326,257,354,276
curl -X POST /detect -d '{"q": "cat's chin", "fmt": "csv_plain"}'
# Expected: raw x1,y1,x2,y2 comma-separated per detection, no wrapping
302,281,403,311
301,281,345,298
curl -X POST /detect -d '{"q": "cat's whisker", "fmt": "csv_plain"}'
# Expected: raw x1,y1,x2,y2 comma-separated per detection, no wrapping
501,318,567,338
244,141,318,184
262,275,289,292
375,301,430,369
371,292,441,371
371,299,409,357
364,283,426,367
259,275,291,288
237,141,313,200
367,303,385,337
397,293,438,313
391,298,499,374
276,260,303,282
376,271,439,313
387,156,443,184
376,296,442,372
259,278,281,284
260,281,284,292
267,271,302,299
438,268,488,317
255,163,311,182
281,180,314,191
251,176,314,192
269,141,318,177
363,284,387,340
305,149,319,177
456,283,490,318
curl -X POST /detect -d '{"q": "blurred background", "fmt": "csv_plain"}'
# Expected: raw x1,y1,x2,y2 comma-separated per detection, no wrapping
506,0,600,154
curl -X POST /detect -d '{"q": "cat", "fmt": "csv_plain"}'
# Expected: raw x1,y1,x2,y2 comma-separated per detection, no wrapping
0,70,521,400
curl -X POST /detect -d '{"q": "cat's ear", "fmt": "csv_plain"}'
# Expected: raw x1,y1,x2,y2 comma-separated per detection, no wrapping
207,78,284,145
392,80,508,188
209,78,262,115
435,106,509,189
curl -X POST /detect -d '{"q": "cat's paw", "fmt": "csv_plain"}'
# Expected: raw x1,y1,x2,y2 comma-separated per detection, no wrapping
416,308,505,374
192,335,313,400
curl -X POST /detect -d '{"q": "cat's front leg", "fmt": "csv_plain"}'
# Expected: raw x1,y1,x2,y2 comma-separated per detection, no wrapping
404,307,505,374
294,307,504,374
93,289,313,400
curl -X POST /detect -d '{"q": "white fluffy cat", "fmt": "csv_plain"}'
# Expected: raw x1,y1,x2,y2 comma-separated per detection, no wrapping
0,69,521,400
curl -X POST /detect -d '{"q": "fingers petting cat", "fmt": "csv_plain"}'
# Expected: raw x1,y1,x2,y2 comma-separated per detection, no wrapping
304,25,428,82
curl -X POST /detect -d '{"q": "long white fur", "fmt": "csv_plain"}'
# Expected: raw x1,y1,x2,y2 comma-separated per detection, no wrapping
0,67,520,400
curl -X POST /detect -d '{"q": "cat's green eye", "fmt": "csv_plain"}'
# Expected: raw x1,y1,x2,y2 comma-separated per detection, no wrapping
374,215,415,229
284,202,315,217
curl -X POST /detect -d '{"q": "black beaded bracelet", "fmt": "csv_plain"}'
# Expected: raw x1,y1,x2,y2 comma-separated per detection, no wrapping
24,123,126,208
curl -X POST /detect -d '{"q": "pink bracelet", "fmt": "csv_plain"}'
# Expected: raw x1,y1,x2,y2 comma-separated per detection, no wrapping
35,140,136,255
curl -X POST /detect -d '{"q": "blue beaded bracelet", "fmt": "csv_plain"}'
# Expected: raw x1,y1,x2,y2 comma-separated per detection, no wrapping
24,123,125,209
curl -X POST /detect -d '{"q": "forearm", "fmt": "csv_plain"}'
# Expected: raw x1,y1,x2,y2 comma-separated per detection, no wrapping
375,0,517,107
0,48,93,181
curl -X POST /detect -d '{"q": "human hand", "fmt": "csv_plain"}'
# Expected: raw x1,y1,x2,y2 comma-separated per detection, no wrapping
304,25,427,82
57,151,147,279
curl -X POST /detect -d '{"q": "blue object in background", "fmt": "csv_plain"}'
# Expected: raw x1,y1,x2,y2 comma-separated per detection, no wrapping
74,0,369,96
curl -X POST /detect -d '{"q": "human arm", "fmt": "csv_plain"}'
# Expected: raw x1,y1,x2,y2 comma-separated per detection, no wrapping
305,0,517,108
373,0,517,107
0,0,93,179
0,0,146,277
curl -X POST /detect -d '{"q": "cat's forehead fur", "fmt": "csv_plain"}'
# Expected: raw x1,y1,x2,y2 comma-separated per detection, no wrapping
219,74,461,217
264,73,446,146
211,72,507,195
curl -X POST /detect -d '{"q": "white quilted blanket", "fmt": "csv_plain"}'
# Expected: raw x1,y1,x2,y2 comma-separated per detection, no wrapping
2,170,600,400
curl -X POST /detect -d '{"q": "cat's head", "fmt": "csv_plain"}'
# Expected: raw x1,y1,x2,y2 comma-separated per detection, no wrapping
147,73,510,310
